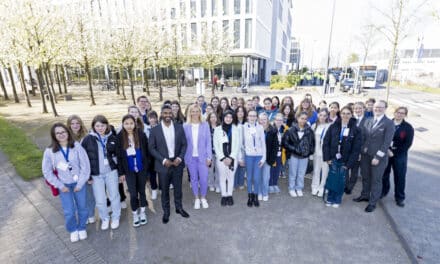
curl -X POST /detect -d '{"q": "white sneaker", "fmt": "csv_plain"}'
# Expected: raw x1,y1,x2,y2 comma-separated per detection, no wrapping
111,219,120,229
101,219,110,230
332,203,340,208
133,212,140,227
152,190,158,200
169,184,174,189
258,194,263,201
70,231,79,243
239,186,245,190
209,187,215,192
194,198,201,209
311,189,318,196
87,217,95,224
215,188,221,193
78,230,87,240
201,198,209,209
139,211,147,225
262,196,269,201
325,201,332,207
120,201,127,209
296,190,303,197
289,190,297,197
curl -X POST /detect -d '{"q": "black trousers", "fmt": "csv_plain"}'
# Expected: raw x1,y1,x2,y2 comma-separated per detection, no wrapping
382,153,408,202
159,165,184,215
126,171,148,211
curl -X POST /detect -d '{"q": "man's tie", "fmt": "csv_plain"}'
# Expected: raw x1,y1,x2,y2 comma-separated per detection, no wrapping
372,118,378,128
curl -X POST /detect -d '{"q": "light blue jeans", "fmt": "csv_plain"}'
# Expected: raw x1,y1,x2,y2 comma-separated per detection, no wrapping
245,155,263,193
85,183,95,218
260,163,271,196
288,156,309,191
59,183,87,232
92,170,121,221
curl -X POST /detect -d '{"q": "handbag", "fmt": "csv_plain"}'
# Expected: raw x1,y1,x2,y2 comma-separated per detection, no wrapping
324,160,346,194
45,151,60,197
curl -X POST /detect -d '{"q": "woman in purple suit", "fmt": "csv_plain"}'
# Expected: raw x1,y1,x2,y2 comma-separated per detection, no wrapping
183,104,212,209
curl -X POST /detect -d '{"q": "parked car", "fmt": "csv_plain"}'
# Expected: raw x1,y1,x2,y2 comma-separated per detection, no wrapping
340,78,355,92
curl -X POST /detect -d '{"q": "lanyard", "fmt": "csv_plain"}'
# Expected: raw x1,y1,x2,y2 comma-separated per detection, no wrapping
248,123,257,148
60,147,69,162
320,126,327,142
339,127,346,143
97,134,108,158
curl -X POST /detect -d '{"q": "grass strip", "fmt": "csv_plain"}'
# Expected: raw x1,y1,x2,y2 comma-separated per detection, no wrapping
0,116,43,180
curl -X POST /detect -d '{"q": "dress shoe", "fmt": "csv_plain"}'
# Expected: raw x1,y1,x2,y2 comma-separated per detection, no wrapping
353,196,369,202
396,200,405,207
344,188,352,195
221,197,227,206
162,214,170,224
365,204,376,212
176,209,190,218
247,193,253,207
252,193,260,207
227,196,234,206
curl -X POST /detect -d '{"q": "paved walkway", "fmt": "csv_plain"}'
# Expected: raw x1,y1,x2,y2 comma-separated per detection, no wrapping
0,151,409,263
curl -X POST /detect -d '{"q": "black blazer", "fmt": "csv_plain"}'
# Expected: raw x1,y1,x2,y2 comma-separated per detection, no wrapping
323,118,362,169
390,119,414,156
115,128,150,177
148,122,187,173
265,126,279,166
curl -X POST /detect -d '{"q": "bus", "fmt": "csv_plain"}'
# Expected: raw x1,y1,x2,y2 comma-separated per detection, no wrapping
358,65,377,88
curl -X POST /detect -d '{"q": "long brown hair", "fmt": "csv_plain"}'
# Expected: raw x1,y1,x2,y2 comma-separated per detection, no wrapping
121,114,140,150
127,105,145,131
296,98,314,119
67,115,88,142
49,123,75,152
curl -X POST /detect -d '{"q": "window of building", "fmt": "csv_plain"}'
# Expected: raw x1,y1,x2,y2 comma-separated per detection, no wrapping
212,21,218,32
234,19,240,48
201,0,207,17
190,0,196,18
282,47,287,62
245,19,252,48
245,0,252,14
212,0,218,16
171,8,176,19
191,23,197,45
180,0,186,18
223,0,229,15
181,24,188,47
282,32,287,47
201,22,207,35
223,20,229,33
234,0,240,14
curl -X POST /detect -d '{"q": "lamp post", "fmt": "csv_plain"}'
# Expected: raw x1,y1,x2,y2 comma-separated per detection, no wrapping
323,0,337,96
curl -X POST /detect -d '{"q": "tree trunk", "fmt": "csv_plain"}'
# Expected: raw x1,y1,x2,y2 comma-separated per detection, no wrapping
7,66,19,103
119,67,126,100
27,65,36,96
0,68,9,100
176,67,181,101
18,62,32,107
127,65,136,105
84,57,96,106
43,63,58,117
157,65,163,101
60,64,68,93
143,59,149,95
44,65,58,104
210,67,215,97
55,65,62,94
115,70,120,95
36,67,48,113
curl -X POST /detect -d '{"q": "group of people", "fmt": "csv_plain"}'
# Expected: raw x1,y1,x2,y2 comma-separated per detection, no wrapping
42,93,414,243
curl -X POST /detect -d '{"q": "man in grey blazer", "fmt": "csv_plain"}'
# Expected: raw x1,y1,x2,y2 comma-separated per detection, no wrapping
354,100,394,212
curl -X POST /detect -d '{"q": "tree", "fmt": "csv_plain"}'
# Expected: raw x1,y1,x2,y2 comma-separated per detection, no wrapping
356,24,379,65
0,69,9,100
371,0,430,102
346,53,360,65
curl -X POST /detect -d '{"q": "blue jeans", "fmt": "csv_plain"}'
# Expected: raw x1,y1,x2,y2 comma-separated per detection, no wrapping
85,183,95,218
92,170,121,221
245,155,263,193
287,156,308,191
234,165,246,188
326,159,346,204
260,163,271,196
59,183,87,232
270,156,282,186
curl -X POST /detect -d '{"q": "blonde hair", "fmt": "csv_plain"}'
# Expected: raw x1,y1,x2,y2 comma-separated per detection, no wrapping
67,115,88,142
186,104,202,124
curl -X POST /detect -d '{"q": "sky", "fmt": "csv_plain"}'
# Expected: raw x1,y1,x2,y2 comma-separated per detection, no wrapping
292,0,440,68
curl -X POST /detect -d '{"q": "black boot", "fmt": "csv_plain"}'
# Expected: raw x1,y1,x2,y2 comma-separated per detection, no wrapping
253,193,259,207
247,193,253,207
221,197,227,206
229,196,234,206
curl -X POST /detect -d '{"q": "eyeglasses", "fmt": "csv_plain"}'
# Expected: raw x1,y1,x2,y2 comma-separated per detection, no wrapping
374,106,385,109
396,112,406,115
139,100,148,103
55,131,67,135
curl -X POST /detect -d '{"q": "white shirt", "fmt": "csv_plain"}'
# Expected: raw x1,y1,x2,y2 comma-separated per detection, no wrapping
355,115,363,127
191,123,199,157
161,121,175,158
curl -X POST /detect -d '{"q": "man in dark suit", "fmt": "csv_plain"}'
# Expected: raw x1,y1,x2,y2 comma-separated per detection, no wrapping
148,104,189,223
345,101,370,194
354,100,394,213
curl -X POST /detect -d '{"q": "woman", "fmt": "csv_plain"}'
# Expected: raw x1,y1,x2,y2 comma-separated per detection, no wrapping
116,114,150,227
262,97,277,122
219,97,232,115
211,96,220,116
146,111,159,200
258,113,278,201
67,115,95,224
296,98,318,126
311,109,331,197
280,103,295,127
230,97,238,111
42,123,90,242
282,112,315,197
241,109,266,207
207,112,221,193
280,96,294,110
271,96,280,110
323,106,362,208
203,103,215,120
183,104,212,209
171,100,185,124
317,100,327,113
81,115,121,231
237,97,246,108
234,106,247,189
271,113,288,193
213,110,241,206
328,102,340,123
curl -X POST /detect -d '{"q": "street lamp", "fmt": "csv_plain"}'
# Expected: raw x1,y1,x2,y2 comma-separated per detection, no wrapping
323,0,336,96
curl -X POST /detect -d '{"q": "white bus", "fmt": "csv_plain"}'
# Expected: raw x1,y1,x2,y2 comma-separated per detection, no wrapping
359,65,377,88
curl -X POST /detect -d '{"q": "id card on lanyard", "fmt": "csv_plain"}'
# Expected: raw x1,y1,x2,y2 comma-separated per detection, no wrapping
337,127,348,159
97,134,109,165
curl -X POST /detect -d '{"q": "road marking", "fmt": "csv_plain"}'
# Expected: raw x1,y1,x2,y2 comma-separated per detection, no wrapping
393,98,420,109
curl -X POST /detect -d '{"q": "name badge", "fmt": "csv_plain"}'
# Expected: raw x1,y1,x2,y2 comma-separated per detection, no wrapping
343,128,350,136
277,151,281,157
126,147,136,156
222,135,229,144
72,175,79,182
336,153,342,159
103,158,109,166
57,161,69,171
